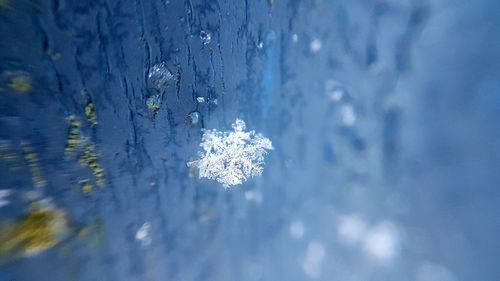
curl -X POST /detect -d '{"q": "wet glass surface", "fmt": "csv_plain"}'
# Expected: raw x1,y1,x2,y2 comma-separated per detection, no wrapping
1,0,500,280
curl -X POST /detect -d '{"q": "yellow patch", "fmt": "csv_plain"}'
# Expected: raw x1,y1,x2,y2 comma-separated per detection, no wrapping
85,102,98,126
9,75,32,93
79,179,94,193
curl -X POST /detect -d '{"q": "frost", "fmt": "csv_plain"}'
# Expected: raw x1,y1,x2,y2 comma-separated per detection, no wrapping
188,119,273,188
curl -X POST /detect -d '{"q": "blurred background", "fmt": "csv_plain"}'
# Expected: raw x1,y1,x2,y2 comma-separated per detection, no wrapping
1,0,500,280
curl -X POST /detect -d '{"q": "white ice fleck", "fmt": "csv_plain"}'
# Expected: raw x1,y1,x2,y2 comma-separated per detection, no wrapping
310,38,322,53
292,33,299,43
196,96,206,103
135,222,152,247
188,119,273,188
340,104,356,126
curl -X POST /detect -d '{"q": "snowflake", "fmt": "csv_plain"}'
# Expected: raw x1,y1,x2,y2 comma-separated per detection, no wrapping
188,119,273,188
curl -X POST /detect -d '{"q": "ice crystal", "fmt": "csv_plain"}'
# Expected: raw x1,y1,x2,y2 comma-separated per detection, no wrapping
188,119,273,188
147,62,173,91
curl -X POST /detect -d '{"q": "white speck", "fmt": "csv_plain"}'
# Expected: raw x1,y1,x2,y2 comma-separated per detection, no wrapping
212,98,218,105
292,33,298,43
363,221,399,262
310,38,322,53
187,119,273,188
290,220,305,239
135,222,152,247
337,215,367,245
340,104,356,126
257,42,264,49
196,96,205,103
244,190,263,203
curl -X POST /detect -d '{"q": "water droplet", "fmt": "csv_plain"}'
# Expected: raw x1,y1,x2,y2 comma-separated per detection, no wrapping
200,30,212,45
147,62,173,91
188,111,201,125
196,96,205,103
292,33,299,43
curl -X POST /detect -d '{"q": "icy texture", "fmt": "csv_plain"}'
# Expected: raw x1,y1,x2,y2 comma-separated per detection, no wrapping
147,62,173,91
188,119,273,187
